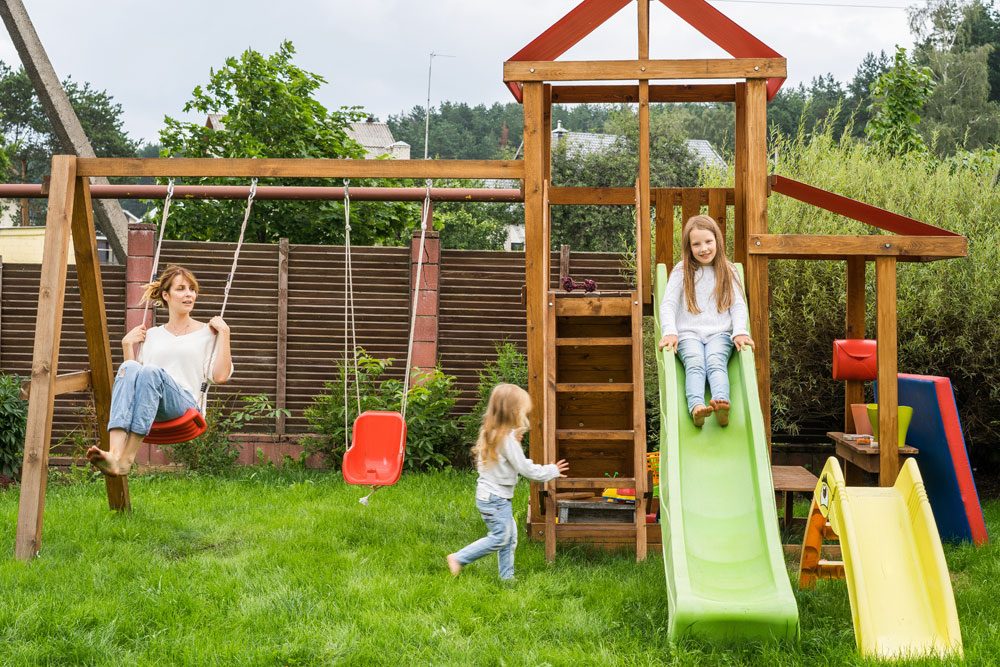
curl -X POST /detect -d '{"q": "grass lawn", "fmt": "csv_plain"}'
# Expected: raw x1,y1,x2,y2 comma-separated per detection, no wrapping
1,468,998,666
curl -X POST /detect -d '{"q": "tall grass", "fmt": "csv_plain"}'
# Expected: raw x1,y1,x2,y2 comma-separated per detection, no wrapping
2,470,1000,665
704,130,1000,463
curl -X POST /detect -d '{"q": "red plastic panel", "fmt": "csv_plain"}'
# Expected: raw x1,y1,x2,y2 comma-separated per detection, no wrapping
342,411,407,487
144,408,207,445
771,175,958,237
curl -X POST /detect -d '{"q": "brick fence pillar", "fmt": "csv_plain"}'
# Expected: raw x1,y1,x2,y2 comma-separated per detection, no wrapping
409,227,440,384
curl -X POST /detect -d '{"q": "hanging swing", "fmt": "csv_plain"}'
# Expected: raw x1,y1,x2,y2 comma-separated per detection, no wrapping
341,179,432,503
143,178,258,445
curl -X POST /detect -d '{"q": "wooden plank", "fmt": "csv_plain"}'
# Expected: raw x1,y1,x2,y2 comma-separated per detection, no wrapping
556,383,633,393
523,82,548,537
76,158,525,180
708,189,728,244
544,274,558,563
555,337,631,346
680,188,701,228
550,83,737,104
555,296,632,317
504,58,788,82
876,256,899,485
543,85,553,185
653,188,735,206
557,477,636,490
631,294,647,561
734,83,748,268
548,187,635,205
557,429,634,441
844,258,866,432
72,178,129,511
747,235,968,260
654,191,673,269
15,155,75,560
276,238,289,436
19,370,90,399
744,79,771,446
638,79,651,307
559,245,570,279
638,0,649,60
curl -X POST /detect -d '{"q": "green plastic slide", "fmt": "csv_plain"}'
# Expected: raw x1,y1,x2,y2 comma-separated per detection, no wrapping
654,263,799,642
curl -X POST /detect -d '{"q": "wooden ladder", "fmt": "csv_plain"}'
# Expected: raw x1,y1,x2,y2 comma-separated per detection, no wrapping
542,289,648,561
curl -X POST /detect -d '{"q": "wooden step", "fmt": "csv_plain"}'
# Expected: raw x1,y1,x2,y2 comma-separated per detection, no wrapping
555,382,633,393
555,523,639,539
555,336,632,346
555,477,636,490
556,429,635,441
554,296,634,317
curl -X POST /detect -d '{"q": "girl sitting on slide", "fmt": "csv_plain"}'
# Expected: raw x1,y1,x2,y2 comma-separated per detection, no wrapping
87,265,233,476
658,215,754,428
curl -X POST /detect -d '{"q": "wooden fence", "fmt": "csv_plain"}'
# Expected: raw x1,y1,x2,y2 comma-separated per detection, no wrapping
0,243,629,449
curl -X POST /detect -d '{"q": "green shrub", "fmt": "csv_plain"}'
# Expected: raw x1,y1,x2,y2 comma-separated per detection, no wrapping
164,393,287,474
0,374,28,480
702,128,1000,466
304,350,461,471
460,342,528,453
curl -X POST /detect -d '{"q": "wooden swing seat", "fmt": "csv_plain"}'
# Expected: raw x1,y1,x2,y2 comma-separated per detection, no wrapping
144,408,207,445
342,411,407,486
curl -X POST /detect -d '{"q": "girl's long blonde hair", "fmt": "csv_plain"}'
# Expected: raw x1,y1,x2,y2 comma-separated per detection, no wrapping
472,384,531,465
141,265,200,308
681,215,739,314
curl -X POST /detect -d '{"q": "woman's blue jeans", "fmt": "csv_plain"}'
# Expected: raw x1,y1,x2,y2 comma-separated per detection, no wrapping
677,334,734,414
453,494,517,580
107,360,199,435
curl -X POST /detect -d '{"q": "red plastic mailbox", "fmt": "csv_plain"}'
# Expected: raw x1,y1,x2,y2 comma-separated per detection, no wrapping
342,411,407,486
144,408,207,445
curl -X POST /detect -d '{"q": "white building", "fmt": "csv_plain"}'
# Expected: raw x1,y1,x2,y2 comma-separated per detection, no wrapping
345,119,410,159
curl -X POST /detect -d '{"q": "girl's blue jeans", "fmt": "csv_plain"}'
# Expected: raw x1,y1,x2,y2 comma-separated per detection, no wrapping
107,360,199,435
677,333,734,414
453,494,517,580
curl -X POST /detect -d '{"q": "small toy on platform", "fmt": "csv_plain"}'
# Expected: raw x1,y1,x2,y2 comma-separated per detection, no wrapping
602,487,636,504
561,275,597,293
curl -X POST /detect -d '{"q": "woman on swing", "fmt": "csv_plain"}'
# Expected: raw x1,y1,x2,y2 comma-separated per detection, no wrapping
86,264,233,476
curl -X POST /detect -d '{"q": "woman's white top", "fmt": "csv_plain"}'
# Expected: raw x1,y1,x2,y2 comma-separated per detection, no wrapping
475,431,562,500
659,262,749,342
138,325,233,408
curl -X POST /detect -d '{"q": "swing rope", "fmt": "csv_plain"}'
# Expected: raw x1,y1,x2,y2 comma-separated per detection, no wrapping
343,180,362,456
141,178,175,326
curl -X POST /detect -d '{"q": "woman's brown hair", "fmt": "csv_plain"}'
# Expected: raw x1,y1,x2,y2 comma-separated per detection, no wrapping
141,265,199,308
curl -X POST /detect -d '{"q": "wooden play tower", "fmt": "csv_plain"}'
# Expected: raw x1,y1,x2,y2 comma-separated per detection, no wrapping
505,0,966,561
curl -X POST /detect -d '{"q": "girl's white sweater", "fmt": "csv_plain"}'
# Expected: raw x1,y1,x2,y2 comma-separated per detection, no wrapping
659,262,749,342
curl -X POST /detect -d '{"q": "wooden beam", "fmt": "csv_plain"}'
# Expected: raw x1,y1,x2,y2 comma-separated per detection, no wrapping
19,370,90,400
844,257,866,433
543,85,553,185
744,79,771,445
504,58,787,83
747,235,968,260
733,82,748,268
876,257,899,485
548,187,635,205
638,0,650,60
655,188,735,206
638,76,651,306
275,238,289,436
75,158,525,180
523,82,547,535
550,83,737,104
15,155,75,560
72,177,129,510
654,190,673,269
544,281,558,562
708,188,728,244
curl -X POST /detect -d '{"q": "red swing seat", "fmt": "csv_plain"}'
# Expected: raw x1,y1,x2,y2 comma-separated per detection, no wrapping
342,411,406,486
144,408,207,445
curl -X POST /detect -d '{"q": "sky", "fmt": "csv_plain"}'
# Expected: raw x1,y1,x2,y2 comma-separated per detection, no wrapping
1,0,916,146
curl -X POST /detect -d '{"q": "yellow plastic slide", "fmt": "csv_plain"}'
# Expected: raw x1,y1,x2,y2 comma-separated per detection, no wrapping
801,457,963,659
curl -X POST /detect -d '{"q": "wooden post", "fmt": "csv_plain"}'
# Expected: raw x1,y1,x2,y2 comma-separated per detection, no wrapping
844,258,866,432
708,189,728,245
637,0,651,305
733,82,748,268
523,82,548,534
876,256,899,485
654,191,673,269
71,177,128,510
275,238,289,436
743,79,771,443
15,155,76,560
543,85,553,186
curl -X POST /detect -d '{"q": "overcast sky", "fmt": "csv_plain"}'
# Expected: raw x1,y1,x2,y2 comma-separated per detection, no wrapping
1,1,915,145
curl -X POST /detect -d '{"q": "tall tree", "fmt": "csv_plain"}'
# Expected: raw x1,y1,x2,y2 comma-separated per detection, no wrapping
866,46,936,156
159,41,415,245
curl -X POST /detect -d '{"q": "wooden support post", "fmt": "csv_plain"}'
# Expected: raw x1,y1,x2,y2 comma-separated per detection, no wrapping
72,177,128,510
876,256,899,485
733,83,748,268
275,238,289,436
743,79,771,443
638,81,651,306
708,188,728,245
631,294,647,561
654,190,673,269
523,82,548,534
681,188,701,226
543,85,553,186
544,289,558,562
559,244,570,279
844,258,866,432
15,156,76,560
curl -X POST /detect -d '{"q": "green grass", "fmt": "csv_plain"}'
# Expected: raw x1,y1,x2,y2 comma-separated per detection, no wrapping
1,469,998,666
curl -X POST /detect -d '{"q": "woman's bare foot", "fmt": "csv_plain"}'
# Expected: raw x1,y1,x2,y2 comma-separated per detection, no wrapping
446,554,462,576
711,399,731,427
691,404,714,428
86,446,122,476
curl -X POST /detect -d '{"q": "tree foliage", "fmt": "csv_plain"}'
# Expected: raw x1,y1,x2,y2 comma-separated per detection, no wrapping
159,41,415,245
866,46,936,156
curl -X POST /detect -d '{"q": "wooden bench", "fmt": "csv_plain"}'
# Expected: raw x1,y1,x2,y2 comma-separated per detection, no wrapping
772,465,819,530
827,432,919,485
